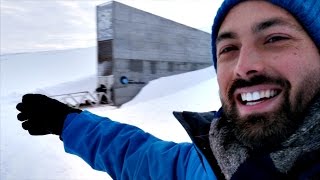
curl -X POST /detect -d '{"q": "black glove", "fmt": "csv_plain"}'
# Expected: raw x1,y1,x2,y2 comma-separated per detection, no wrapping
16,94,82,136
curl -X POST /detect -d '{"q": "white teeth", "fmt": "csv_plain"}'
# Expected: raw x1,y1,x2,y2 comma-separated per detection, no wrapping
247,101,260,106
266,90,270,98
252,92,260,101
240,89,278,103
241,93,246,101
246,93,253,101
270,90,275,97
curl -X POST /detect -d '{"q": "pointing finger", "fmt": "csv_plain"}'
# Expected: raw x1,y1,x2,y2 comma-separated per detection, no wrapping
22,94,35,103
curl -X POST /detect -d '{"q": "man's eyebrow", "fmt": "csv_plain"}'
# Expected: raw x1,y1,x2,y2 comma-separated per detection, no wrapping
216,32,238,45
252,17,302,34
215,17,302,46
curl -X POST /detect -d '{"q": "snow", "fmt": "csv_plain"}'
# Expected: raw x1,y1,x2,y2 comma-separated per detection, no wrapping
0,47,221,180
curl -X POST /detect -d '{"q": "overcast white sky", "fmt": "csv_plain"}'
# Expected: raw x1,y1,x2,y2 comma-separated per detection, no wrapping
0,0,223,54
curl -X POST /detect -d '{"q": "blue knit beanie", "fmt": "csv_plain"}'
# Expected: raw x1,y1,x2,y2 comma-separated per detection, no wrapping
211,0,320,71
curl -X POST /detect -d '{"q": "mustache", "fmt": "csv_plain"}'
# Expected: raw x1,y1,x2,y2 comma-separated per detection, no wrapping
228,75,290,99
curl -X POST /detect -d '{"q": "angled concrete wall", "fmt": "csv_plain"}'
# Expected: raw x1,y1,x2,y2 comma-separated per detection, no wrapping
97,1,213,105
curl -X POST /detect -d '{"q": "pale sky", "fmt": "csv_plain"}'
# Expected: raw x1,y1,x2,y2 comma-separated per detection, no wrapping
0,0,223,54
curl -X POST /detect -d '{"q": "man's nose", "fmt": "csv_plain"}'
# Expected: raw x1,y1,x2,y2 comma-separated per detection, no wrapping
234,45,265,78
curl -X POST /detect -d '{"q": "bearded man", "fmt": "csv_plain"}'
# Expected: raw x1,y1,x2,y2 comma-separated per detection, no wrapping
16,0,320,179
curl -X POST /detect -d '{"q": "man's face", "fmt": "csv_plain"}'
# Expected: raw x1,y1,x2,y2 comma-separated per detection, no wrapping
216,1,320,149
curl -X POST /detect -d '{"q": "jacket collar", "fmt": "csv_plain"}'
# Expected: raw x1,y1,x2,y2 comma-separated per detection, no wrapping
173,109,225,179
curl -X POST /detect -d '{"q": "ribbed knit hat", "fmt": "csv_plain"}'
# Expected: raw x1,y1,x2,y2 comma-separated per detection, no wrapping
211,0,320,71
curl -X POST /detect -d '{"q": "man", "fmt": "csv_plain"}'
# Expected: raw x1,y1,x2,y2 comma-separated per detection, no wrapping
16,0,320,179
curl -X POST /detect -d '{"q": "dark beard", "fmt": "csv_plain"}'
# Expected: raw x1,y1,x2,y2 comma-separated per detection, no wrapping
222,75,304,151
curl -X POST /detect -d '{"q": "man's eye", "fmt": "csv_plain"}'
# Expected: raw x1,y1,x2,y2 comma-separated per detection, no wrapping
219,46,238,55
265,36,290,44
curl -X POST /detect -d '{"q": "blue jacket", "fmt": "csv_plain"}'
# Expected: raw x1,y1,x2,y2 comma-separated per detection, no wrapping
61,111,218,180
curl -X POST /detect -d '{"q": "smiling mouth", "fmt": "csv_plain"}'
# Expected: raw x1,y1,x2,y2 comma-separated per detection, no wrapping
238,89,281,106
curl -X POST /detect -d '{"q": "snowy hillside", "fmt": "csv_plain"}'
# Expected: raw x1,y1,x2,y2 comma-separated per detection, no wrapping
0,47,97,97
0,48,221,180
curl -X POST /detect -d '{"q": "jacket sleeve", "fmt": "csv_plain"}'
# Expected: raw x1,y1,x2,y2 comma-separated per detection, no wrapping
61,111,215,179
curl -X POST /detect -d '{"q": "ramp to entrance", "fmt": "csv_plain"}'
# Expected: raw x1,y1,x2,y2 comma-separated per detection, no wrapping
51,91,113,109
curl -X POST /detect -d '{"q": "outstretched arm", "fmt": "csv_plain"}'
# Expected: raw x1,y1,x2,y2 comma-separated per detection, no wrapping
62,111,199,179
16,94,215,179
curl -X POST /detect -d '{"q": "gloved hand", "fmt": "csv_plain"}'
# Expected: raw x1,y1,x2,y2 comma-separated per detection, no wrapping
16,94,82,136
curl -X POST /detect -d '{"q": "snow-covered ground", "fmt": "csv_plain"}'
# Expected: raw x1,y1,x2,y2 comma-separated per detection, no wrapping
0,48,221,180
